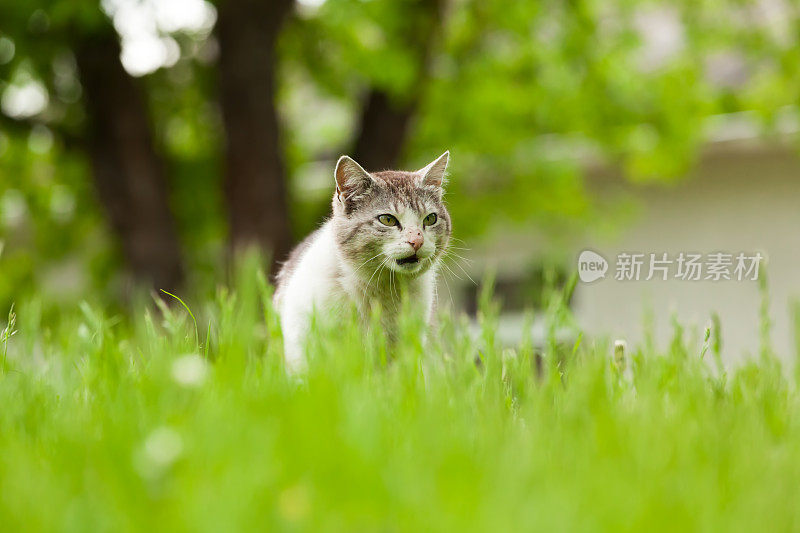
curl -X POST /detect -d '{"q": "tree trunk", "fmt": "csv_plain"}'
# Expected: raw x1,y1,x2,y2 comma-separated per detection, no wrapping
351,0,444,171
216,0,293,270
352,91,417,171
75,30,184,292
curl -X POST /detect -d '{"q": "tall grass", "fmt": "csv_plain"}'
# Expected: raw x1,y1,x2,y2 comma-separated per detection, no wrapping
1,260,799,531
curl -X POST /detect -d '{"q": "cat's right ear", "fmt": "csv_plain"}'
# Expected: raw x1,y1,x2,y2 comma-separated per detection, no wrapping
334,156,373,202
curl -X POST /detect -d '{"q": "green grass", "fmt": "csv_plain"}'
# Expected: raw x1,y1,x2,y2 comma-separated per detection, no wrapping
2,264,800,532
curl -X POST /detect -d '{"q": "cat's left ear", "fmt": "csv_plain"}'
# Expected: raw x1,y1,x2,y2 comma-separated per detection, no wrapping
417,151,450,188
335,155,374,201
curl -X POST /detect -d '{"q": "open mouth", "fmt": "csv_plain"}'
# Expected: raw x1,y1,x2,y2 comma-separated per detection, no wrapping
396,254,420,266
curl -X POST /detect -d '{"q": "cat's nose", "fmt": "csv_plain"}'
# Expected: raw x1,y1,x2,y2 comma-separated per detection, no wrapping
406,230,424,252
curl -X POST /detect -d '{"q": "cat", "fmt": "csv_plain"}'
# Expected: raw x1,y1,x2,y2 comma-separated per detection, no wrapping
274,151,452,372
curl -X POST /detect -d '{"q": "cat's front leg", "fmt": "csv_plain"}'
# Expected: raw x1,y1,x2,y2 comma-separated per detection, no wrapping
280,307,309,374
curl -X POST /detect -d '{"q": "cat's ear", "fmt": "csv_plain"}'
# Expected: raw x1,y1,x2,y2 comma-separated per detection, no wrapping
335,155,374,201
417,150,450,188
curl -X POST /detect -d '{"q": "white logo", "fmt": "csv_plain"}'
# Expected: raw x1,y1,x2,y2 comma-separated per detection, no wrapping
578,250,608,283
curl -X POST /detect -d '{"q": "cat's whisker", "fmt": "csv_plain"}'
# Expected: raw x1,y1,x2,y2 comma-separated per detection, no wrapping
442,252,477,286
378,260,398,311
438,251,461,266
436,265,455,308
365,259,382,290
352,251,385,275
439,261,464,282
366,256,390,292
390,268,398,301
453,263,477,286
441,249,471,264
437,251,477,286
444,250,474,263
446,256,474,269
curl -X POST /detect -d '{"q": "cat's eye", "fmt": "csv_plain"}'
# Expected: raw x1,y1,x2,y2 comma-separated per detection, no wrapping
377,214,399,227
423,213,438,227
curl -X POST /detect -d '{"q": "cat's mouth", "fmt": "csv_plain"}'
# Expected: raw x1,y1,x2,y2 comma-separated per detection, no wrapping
396,254,420,266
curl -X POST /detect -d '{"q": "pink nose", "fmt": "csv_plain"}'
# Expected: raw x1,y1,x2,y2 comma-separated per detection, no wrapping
406,230,423,252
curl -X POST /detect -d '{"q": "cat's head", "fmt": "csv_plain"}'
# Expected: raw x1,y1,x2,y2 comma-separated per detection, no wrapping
331,151,452,277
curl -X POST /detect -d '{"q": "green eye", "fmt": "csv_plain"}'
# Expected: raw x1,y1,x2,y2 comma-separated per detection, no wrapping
377,214,399,227
423,213,438,226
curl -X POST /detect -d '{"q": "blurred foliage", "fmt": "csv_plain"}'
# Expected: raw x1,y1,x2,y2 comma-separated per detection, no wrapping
2,0,800,308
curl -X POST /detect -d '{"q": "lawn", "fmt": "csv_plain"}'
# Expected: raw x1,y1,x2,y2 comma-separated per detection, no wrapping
1,264,799,532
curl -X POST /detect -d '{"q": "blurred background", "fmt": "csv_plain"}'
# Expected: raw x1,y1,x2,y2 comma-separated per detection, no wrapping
2,0,800,361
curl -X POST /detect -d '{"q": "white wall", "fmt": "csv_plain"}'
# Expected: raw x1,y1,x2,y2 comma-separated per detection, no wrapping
572,141,800,364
